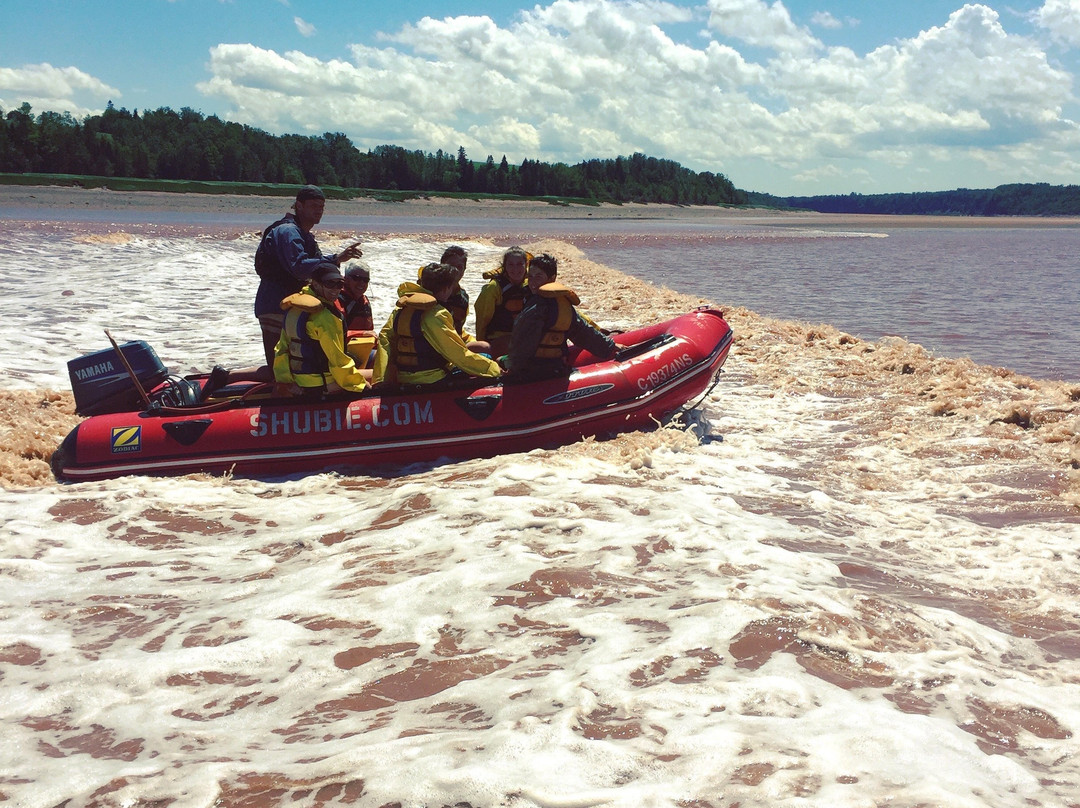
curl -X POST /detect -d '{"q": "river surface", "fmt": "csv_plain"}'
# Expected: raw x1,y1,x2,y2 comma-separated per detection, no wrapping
10,204,1076,380
1,209,1078,808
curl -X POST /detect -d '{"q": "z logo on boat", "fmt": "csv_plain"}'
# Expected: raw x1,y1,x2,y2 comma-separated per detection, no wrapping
110,426,142,453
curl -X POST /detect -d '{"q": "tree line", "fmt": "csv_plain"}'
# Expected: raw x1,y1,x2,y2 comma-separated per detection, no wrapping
749,184,1080,216
0,102,747,206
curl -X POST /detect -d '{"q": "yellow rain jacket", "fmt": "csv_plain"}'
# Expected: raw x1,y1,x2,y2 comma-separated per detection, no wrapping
374,282,501,386
416,264,473,341
273,287,368,393
474,271,528,342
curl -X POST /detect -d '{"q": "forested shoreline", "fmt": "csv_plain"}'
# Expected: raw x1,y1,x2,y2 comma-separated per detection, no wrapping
749,184,1080,216
5,101,1080,215
0,102,744,206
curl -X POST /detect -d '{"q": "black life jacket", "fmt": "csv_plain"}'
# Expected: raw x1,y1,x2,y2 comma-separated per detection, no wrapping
283,299,347,386
487,278,528,335
445,288,470,336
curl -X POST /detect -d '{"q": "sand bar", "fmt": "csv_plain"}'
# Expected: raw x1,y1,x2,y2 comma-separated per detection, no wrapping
4,184,1080,228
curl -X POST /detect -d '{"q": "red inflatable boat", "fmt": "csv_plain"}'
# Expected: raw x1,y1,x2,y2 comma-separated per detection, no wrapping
52,308,733,481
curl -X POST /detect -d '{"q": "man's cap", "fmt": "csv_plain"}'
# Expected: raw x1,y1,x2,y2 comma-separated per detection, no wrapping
311,260,343,284
296,185,326,202
345,262,371,281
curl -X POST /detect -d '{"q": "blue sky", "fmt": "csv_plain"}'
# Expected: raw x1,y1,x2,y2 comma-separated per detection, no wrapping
3,0,1080,195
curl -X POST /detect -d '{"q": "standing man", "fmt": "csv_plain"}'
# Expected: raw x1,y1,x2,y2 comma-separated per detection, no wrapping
254,185,363,365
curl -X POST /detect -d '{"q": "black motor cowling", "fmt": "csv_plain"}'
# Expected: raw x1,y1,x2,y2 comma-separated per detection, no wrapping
67,341,168,416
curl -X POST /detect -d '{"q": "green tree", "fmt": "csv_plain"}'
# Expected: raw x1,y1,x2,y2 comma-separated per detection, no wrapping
456,146,474,192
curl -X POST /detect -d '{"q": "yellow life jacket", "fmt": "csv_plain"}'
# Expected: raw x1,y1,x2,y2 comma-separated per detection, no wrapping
283,293,338,387
535,283,580,360
390,292,446,372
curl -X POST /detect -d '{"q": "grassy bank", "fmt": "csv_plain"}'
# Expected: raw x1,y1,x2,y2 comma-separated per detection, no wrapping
0,172,602,208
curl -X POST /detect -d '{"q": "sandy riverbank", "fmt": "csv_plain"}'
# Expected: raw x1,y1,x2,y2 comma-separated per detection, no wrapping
1,184,759,220
5,184,1080,228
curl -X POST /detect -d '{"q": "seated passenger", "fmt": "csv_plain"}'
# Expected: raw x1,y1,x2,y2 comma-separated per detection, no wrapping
504,253,617,381
414,245,491,354
373,263,502,387
474,246,530,358
273,261,369,397
339,261,376,368
340,261,374,331
437,245,473,340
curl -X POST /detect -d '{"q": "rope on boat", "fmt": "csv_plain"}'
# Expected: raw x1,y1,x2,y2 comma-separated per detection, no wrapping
671,367,725,421
145,381,277,417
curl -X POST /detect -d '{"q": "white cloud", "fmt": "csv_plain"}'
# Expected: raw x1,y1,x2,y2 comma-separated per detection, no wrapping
1033,0,1080,47
0,63,118,99
810,11,843,30
705,0,821,54
862,6,1071,138
195,0,1080,194
791,161,862,184
294,17,316,37
0,63,119,117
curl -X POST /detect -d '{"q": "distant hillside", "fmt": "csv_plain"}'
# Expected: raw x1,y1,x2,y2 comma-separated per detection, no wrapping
0,102,746,207
749,183,1080,216
9,101,1080,215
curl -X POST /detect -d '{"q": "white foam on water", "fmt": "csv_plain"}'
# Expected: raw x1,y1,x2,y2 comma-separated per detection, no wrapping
1,225,1078,807
2,230,510,387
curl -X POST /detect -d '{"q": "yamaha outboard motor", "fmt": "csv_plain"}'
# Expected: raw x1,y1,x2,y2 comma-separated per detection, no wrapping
67,341,168,416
